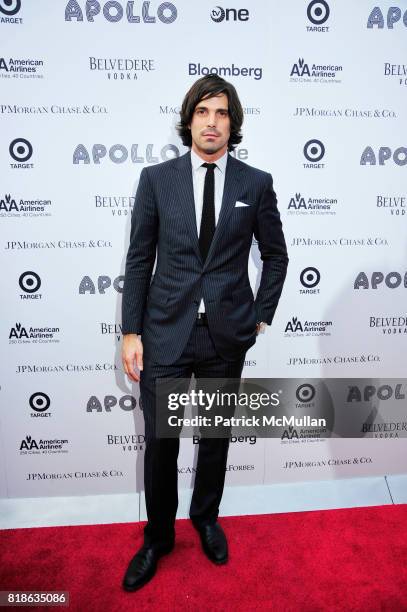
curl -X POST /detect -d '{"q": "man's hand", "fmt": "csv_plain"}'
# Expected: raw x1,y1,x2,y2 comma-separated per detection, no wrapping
256,322,267,335
122,333,143,382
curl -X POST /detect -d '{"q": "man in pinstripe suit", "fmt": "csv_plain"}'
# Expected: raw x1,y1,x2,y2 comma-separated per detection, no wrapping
121,75,288,591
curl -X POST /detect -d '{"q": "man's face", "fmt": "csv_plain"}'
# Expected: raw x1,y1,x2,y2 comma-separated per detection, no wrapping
189,93,231,157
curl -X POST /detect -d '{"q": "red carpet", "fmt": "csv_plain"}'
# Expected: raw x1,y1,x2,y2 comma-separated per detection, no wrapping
1,505,406,611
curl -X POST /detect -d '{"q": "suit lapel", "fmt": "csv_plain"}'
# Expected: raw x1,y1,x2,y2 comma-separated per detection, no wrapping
173,151,202,263
203,154,243,270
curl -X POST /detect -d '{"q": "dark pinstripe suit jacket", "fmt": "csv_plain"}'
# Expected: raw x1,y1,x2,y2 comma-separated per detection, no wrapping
122,150,288,364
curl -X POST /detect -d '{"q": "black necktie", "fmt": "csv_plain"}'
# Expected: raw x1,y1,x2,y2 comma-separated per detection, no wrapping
199,163,216,262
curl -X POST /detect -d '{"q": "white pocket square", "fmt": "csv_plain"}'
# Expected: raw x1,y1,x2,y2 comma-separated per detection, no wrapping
235,201,250,207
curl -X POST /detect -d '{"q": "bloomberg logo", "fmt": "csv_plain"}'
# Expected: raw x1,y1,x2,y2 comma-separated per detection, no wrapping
65,1,177,23
189,63,262,80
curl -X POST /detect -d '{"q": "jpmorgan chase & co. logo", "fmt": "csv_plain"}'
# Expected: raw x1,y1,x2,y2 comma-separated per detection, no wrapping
65,1,177,23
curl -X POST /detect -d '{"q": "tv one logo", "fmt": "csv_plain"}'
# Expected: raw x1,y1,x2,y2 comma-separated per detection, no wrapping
360,146,407,166
367,6,407,28
210,6,249,22
73,143,180,164
65,0,177,23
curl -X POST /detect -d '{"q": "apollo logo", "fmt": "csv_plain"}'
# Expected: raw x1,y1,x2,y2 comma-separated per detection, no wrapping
367,6,407,28
87,395,137,411
354,271,407,289
307,0,329,25
79,275,124,293
210,6,249,22
65,1,177,23
360,146,407,166
347,384,405,401
73,143,180,164
0,0,21,15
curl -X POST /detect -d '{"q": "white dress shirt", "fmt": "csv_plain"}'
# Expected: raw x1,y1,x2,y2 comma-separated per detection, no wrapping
191,148,228,313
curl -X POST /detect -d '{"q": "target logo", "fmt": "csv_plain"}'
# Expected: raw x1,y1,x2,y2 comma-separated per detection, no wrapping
300,267,321,293
9,138,34,168
296,384,316,404
210,6,249,22
0,0,21,16
29,392,51,413
307,1,330,27
19,271,41,295
304,139,325,162
303,139,325,168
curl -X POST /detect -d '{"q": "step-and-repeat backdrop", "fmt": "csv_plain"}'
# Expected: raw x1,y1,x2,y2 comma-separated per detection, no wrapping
1,0,406,499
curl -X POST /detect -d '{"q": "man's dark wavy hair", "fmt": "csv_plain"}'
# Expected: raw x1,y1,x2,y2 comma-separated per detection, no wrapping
177,75,243,152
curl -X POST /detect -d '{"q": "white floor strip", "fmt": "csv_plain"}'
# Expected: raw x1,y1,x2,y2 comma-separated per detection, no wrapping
385,474,407,504
1,474,402,530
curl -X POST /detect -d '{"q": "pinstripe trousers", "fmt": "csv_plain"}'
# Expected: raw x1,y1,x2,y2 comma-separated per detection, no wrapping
140,320,245,549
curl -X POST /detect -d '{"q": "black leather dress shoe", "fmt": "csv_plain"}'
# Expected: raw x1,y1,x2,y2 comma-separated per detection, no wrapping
122,542,174,592
195,523,228,564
